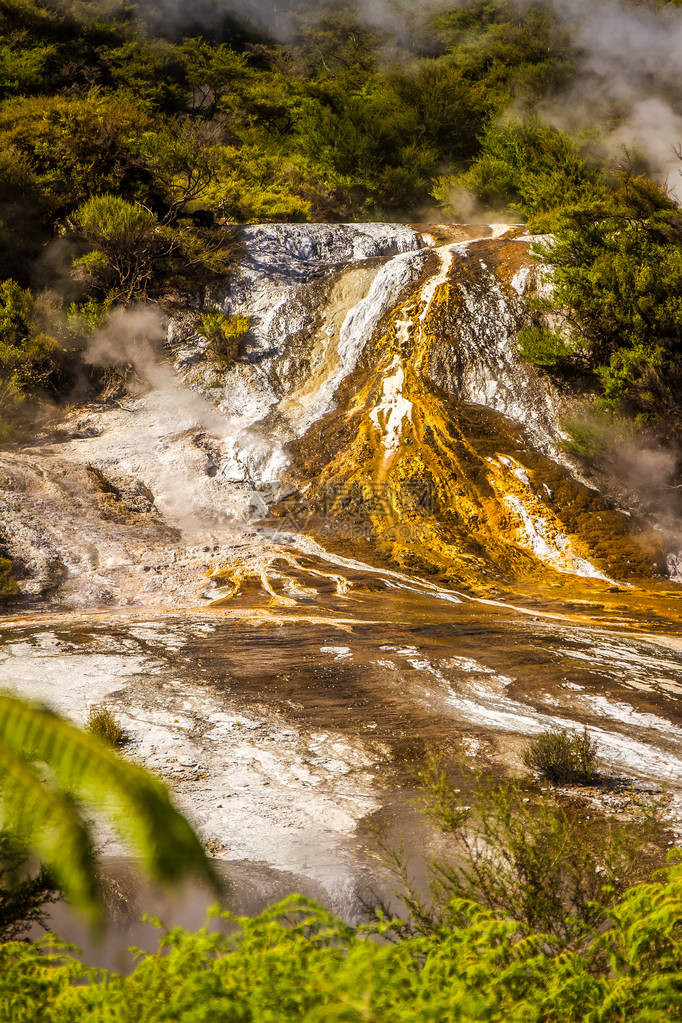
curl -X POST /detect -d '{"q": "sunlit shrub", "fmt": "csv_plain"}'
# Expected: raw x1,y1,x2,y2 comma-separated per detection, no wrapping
200,310,250,368
518,325,574,367
522,727,598,784
86,704,127,748
0,556,19,603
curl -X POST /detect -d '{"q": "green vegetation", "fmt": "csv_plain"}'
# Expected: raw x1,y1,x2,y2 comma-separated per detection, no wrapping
0,0,679,440
517,324,576,368
0,556,19,603
85,703,127,748
534,177,682,436
0,873,679,1022
522,727,599,785
433,119,606,228
0,0,575,247
392,755,663,942
201,310,250,367
72,196,174,303
0,692,218,926
0,279,68,439
558,410,618,462
0,758,678,1021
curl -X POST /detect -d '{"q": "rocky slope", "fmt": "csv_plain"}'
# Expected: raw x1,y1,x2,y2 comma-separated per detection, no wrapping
3,220,676,609
0,223,681,924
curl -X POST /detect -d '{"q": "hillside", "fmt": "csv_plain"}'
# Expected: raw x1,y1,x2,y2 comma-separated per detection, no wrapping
0,0,681,453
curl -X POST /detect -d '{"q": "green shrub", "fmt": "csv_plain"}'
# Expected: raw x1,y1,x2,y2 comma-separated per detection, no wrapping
384,754,666,945
65,296,113,338
559,411,613,462
85,704,127,748
0,279,65,439
518,325,574,367
200,310,250,368
536,176,682,436
434,120,606,225
0,556,18,603
72,195,173,302
522,727,598,784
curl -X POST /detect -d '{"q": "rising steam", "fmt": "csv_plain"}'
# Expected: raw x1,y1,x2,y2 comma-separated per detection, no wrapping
85,305,246,532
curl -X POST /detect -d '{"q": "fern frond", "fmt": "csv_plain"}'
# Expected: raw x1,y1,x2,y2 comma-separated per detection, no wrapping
0,742,99,921
0,692,220,922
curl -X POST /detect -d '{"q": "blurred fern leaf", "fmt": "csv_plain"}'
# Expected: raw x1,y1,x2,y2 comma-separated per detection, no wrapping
0,692,220,926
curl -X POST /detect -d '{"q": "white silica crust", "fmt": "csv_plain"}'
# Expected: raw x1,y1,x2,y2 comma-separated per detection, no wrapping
369,355,413,455
175,224,430,510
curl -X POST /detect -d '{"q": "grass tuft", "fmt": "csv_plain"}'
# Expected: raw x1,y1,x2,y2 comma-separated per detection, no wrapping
86,704,127,748
0,555,19,604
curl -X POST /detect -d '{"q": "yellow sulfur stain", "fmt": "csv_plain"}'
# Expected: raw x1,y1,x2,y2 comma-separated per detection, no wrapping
276,242,667,600
209,237,674,614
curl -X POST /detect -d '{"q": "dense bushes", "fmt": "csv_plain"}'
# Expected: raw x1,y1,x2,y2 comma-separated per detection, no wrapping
1,858,681,1020
0,279,68,439
532,176,682,436
0,0,577,241
0,94,155,219
433,120,606,226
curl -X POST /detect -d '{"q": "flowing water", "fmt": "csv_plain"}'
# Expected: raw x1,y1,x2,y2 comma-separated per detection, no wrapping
1,222,681,940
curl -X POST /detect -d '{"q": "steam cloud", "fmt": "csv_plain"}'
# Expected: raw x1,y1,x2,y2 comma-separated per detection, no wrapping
360,0,682,191
85,306,235,532
539,0,682,191
85,305,282,533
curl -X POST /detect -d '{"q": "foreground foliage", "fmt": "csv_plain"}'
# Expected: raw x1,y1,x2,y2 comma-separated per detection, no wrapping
0,693,218,926
382,756,669,949
0,733,677,1019
1,866,681,1021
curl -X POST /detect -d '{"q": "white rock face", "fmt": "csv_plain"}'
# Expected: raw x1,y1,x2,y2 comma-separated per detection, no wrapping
173,223,430,508
425,240,566,458
2,221,679,600
668,551,682,582
369,355,413,455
